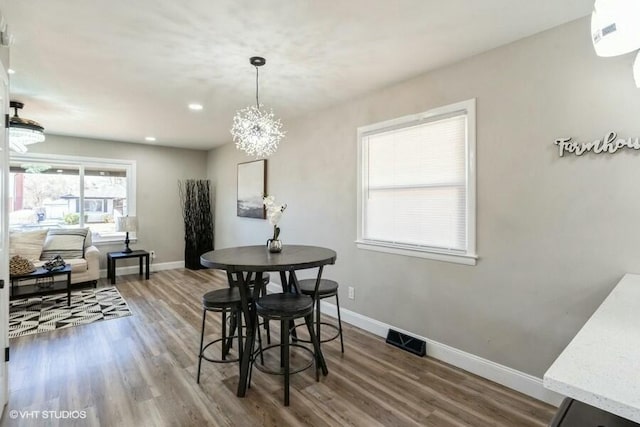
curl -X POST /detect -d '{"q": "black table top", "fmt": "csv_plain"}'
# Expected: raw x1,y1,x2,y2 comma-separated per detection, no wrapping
107,250,149,259
200,245,337,272
10,264,72,279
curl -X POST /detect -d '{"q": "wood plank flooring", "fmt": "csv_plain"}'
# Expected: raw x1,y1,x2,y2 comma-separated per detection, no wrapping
0,268,556,426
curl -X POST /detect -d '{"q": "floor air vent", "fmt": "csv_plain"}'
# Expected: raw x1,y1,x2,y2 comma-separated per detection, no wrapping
385,329,426,357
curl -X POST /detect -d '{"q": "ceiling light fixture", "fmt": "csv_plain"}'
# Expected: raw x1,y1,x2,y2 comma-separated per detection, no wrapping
591,0,640,57
231,56,284,157
145,136,156,142
7,68,14,74
188,103,203,111
9,101,45,153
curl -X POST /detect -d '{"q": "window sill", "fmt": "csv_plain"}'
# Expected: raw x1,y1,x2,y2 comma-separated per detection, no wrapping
355,240,477,266
92,237,137,246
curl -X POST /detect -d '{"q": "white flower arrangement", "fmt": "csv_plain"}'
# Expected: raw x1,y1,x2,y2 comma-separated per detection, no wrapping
263,195,287,240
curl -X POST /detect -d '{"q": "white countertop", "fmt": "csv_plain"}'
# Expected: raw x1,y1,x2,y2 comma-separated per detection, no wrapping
543,273,640,423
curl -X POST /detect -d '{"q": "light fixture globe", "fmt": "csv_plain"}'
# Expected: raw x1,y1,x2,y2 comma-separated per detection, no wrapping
231,56,285,157
9,101,45,153
232,104,284,157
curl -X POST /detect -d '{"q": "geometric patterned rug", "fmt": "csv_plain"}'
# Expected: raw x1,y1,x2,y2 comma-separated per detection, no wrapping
9,287,132,338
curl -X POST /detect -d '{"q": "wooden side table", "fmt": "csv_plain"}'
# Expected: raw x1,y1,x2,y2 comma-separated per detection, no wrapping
107,250,150,284
10,264,73,306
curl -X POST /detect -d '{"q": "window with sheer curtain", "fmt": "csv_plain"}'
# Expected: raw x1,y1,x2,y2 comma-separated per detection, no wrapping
357,99,477,265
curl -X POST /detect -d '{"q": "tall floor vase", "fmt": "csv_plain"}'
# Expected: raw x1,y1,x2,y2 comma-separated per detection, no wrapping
179,179,214,270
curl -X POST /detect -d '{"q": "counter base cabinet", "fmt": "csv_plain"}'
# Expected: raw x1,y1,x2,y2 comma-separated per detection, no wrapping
550,399,640,427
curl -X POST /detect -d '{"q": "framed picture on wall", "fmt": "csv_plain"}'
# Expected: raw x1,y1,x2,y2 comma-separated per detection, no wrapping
237,159,266,219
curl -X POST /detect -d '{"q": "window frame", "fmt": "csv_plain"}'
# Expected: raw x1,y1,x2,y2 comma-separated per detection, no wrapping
356,98,477,265
10,152,137,245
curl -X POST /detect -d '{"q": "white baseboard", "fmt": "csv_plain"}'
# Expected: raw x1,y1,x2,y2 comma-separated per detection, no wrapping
99,260,185,278
267,283,562,406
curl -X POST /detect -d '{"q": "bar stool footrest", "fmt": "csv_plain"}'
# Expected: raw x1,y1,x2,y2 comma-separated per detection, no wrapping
290,321,341,344
200,335,242,364
253,343,314,375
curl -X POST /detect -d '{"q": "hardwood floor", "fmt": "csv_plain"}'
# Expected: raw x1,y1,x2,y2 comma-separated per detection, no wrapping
1,269,555,426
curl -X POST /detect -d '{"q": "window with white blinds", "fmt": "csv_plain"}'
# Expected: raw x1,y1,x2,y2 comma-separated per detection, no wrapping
357,99,477,265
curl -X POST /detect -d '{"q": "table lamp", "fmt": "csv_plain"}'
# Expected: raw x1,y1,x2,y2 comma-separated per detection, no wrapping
116,216,137,253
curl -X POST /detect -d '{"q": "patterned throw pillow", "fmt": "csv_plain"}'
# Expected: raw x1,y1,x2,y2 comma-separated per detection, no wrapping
40,228,89,260
9,229,48,262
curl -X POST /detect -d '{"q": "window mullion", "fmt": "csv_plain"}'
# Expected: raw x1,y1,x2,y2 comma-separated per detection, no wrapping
79,165,85,228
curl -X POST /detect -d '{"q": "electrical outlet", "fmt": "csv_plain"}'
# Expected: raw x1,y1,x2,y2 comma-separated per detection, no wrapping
150,250,156,260
348,286,355,300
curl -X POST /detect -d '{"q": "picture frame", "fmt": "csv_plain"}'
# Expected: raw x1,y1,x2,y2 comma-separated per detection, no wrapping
237,159,266,219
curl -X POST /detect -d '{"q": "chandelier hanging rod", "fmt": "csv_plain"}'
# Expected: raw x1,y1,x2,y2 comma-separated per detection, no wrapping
250,56,266,108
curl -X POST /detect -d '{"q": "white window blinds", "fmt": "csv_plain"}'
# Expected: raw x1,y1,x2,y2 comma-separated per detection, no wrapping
362,112,469,253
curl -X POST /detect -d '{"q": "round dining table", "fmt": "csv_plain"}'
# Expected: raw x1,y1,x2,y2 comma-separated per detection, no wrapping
200,244,337,397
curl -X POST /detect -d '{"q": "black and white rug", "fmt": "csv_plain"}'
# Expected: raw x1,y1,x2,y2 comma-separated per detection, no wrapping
9,287,133,338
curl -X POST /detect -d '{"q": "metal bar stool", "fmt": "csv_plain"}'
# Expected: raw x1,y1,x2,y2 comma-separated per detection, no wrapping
250,270,325,406
251,273,271,344
293,279,344,353
226,273,271,354
196,287,244,383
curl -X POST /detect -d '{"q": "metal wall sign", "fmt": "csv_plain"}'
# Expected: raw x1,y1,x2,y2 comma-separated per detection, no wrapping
554,131,640,157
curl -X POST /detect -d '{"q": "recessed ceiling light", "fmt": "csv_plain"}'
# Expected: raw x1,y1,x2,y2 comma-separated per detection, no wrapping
188,103,203,111
145,136,156,142
56,169,63,173
7,69,15,75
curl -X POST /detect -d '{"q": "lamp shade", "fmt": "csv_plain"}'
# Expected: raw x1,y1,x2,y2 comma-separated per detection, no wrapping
116,216,138,233
591,0,640,57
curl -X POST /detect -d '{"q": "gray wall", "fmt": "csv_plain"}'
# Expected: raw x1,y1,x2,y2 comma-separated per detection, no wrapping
208,17,640,378
26,134,208,268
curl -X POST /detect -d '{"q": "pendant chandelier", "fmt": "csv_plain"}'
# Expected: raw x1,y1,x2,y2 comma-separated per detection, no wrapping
231,56,284,157
9,101,45,153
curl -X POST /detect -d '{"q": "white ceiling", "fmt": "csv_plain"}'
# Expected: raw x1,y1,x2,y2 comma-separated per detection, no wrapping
3,0,593,150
